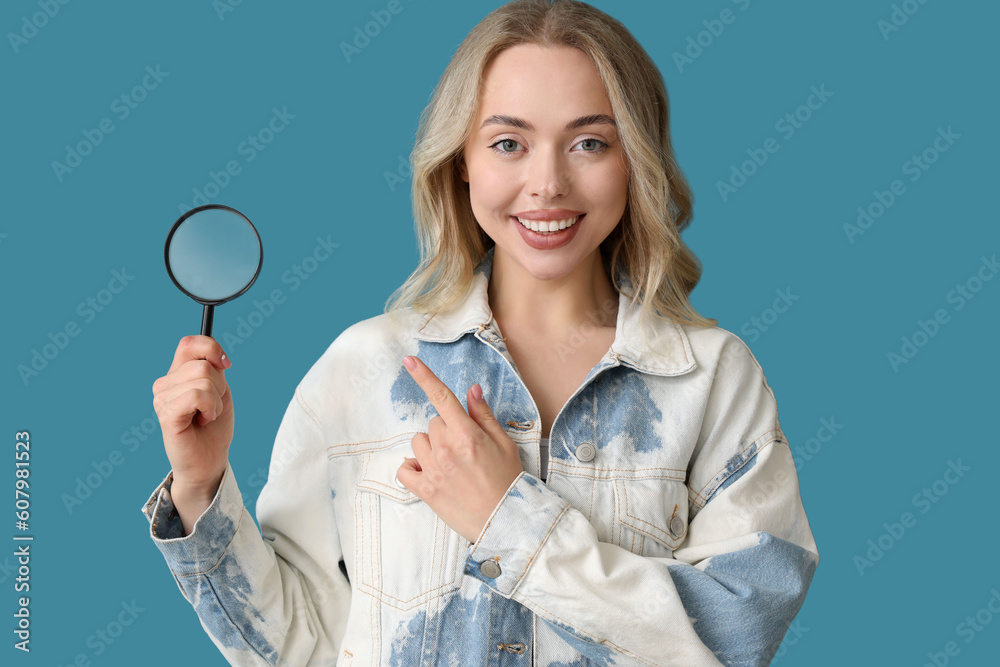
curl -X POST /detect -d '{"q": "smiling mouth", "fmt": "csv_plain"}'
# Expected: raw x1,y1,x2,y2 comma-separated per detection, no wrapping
513,215,583,234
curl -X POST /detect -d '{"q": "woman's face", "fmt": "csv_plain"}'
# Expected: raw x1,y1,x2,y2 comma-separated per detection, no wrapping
460,44,629,281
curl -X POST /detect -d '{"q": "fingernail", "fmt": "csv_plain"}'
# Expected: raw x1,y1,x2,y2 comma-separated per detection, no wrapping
222,353,232,369
472,384,483,401
403,356,416,370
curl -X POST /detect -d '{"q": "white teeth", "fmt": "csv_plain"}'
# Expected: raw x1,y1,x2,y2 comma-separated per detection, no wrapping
515,216,580,233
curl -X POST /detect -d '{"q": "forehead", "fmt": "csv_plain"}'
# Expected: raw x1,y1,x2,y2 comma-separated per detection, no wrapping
477,44,613,123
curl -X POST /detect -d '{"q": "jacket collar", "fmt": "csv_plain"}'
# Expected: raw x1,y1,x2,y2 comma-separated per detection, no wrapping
414,246,697,377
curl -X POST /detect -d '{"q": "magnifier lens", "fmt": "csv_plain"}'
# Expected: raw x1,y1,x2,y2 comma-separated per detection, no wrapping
167,207,260,303
164,205,262,337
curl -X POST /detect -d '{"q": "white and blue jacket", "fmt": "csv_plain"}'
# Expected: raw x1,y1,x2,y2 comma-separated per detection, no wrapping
141,246,819,666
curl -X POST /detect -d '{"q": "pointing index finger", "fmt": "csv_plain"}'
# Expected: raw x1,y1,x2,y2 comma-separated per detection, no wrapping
403,355,466,423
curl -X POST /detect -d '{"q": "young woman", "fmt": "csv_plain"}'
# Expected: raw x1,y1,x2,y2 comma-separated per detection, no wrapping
144,1,819,665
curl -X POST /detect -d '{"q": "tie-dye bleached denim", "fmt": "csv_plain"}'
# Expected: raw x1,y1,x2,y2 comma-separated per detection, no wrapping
141,246,819,666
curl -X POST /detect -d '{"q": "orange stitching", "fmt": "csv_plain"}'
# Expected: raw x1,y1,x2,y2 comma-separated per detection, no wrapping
694,428,782,497
511,504,570,593
353,483,462,609
616,480,685,546
517,596,659,667
174,485,246,578
545,465,686,481
327,432,419,455
586,467,596,522
693,431,781,501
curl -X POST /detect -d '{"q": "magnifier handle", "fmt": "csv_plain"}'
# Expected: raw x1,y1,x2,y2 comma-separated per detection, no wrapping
200,304,215,337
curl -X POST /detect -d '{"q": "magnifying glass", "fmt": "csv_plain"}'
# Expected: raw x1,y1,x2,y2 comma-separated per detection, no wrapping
164,204,263,337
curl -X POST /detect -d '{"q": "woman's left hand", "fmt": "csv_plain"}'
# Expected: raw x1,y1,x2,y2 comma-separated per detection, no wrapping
395,355,525,544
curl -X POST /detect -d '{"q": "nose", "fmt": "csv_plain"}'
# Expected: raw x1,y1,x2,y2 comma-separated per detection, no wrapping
527,145,569,200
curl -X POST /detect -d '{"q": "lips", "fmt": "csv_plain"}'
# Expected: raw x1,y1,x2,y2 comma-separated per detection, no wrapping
511,213,584,250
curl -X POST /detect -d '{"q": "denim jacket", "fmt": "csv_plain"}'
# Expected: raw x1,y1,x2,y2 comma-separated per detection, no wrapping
141,246,819,666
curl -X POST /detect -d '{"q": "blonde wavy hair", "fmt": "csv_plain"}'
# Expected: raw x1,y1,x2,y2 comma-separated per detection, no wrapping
384,0,717,352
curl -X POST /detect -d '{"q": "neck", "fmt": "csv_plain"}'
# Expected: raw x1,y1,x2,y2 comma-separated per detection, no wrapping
486,247,620,338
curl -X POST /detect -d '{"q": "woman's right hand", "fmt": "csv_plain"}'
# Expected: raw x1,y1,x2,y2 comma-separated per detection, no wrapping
152,335,235,534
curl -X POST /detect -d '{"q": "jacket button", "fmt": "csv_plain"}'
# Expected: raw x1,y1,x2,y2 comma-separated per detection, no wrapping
574,443,596,462
394,473,407,490
479,560,502,579
669,515,685,538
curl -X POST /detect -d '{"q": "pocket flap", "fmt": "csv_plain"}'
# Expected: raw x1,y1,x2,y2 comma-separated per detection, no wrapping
356,443,421,504
614,478,689,550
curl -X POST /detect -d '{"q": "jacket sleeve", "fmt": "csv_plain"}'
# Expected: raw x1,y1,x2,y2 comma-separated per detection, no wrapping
139,383,351,666
463,336,820,667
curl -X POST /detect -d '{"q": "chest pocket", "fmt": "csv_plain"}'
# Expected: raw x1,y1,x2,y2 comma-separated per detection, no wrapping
612,477,690,558
353,441,466,611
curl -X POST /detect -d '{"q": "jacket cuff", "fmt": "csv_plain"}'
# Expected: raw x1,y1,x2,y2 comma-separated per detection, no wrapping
464,472,569,597
139,461,244,577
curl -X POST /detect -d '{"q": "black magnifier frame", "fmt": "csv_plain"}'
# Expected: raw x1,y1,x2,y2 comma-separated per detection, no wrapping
164,204,263,337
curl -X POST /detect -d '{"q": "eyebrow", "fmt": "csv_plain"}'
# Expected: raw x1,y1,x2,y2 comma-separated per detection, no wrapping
479,113,616,132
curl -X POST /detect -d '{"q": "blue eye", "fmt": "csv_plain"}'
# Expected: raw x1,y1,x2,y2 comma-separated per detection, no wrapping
489,138,522,154
576,138,607,152
487,138,609,157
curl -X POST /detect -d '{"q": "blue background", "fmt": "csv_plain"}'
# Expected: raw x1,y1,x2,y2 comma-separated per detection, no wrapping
2,0,997,664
